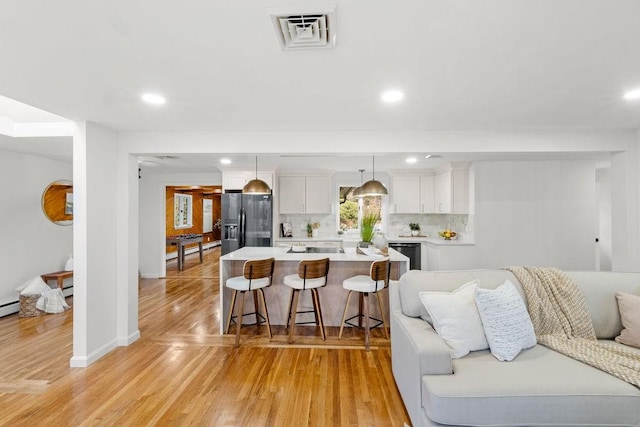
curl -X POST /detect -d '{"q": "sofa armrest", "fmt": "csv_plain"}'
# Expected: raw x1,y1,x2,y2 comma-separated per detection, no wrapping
391,308,453,427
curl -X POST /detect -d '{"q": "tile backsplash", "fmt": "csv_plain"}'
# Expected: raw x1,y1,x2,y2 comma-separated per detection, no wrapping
388,214,472,240
278,214,338,239
278,213,473,241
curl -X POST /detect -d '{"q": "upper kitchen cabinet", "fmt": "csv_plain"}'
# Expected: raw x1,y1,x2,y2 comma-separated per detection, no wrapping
391,174,436,214
434,163,470,214
223,172,273,192
279,174,332,214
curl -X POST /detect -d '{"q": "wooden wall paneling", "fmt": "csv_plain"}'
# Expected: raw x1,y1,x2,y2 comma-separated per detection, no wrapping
166,187,204,254
212,193,222,241
165,186,221,253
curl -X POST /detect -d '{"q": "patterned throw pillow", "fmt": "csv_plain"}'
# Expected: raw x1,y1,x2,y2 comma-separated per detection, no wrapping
474,280,537,361
419,280,489,359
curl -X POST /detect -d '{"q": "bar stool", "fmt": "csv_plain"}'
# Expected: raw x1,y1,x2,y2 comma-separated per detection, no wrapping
283,258,330,343
224,257,275,347
339,259,391,351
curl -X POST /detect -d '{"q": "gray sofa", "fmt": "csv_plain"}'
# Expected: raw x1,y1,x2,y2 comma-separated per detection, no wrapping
390,269,640,427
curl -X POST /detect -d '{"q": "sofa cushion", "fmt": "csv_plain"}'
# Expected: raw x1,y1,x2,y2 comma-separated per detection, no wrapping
474,280,536,361
419,281,488,358
399,270,525,323
422,344,640,427
615,292,640,348
568,272,640,339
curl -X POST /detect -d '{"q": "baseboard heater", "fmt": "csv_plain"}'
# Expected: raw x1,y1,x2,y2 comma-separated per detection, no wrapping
0,286,74,318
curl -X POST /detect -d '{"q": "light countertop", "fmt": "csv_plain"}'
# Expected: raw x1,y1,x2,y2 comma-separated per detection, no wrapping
221,246,409,262
274,237,343,242
387,236,475,246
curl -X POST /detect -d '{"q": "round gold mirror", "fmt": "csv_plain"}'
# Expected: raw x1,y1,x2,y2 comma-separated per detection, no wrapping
42,180,73,225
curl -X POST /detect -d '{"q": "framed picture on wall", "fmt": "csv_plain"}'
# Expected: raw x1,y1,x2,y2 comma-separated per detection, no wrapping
281,222,292,238
65,193,73,215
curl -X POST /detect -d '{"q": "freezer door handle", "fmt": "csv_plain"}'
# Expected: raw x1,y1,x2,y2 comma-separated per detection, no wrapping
239,209,245,247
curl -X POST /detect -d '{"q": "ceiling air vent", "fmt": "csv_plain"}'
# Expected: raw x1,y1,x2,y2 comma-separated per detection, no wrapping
270,6,336,50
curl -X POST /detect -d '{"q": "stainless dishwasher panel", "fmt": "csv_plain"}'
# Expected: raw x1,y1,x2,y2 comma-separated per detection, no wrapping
388,242,421,270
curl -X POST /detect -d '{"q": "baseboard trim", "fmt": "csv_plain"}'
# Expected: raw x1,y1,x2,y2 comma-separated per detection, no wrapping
70,338,118,367
118,330,140,346
165,241,220,260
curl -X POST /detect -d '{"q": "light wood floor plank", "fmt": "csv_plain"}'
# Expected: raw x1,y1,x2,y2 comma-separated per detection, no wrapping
0,247,410,425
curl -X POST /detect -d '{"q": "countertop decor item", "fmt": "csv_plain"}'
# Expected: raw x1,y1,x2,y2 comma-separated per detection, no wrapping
409,223,420,236
360,211,379,244
438,229,457,240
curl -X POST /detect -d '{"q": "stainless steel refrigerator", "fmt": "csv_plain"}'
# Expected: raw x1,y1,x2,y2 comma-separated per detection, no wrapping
221,193,272,255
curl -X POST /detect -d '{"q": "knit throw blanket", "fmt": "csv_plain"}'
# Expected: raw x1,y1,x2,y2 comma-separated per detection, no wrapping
505,266,640,388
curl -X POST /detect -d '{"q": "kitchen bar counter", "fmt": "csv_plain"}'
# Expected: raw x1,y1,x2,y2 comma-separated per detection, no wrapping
218,247,409,334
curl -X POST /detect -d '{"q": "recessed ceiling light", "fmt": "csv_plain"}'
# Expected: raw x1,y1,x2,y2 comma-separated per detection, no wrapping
623,88,640,100
220,158,232,165
406,157,417,164
141,93,166,105
381,90,404,103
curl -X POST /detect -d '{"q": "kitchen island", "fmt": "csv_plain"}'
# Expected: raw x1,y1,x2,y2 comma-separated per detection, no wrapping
218,246,410,334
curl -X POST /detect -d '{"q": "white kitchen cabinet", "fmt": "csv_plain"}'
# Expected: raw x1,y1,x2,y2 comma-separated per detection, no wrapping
223,171,273,192
391,176,421,213
435,171,452,213
279,175,332,214
391,174,436,213
420,175,436,213
434,164,469,214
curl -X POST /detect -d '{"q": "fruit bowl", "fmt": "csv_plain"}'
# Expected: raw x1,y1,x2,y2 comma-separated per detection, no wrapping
438,230,457,240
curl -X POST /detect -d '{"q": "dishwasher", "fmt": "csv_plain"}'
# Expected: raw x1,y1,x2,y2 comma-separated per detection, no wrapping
388,242,421,270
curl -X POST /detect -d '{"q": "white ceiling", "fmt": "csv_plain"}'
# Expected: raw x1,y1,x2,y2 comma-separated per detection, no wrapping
0,1,638,171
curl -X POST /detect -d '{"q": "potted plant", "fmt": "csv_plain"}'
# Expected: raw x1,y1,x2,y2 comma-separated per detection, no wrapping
409,223,421,236
360,211,379,245
307,222,313,237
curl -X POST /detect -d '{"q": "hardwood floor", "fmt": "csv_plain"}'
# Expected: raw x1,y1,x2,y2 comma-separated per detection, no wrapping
0,247,410,426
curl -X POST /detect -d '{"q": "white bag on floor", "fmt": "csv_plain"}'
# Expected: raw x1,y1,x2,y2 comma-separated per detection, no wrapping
36,288,70,314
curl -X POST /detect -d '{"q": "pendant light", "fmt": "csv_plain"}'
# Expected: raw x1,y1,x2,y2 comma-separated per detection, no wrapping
359,156,388,196
352,169,365,198
242,156,271,194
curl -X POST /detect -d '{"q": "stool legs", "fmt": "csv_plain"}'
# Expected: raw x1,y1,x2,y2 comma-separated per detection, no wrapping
235,291,246,347
286,288,326,343
225,290,238,335
288,289,301,344
226,288,272,347
338,290,388,351
311,289,326,341
375,292,389,339
338,290,354,339
257,288,272,339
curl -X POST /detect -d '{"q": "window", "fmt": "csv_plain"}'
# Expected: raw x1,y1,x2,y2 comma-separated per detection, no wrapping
338,186,382,233
174,194,193,229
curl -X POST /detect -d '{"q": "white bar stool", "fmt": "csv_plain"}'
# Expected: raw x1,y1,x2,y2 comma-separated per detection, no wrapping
338,259,390,351
283,258,330,343
224,257,275,347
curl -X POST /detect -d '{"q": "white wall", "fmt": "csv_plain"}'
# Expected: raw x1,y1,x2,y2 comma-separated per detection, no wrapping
138,171,222,278
0,149,72,313
473,160,597,270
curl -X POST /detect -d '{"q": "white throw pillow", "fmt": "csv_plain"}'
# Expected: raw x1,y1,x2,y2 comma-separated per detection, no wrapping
474,280,537,361
419,280,489,358
19,276,51,296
